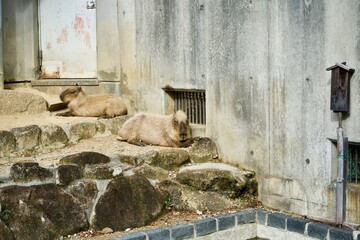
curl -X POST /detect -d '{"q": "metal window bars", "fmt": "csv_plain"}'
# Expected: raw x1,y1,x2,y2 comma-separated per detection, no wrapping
174,90,206,125
347,144,360,184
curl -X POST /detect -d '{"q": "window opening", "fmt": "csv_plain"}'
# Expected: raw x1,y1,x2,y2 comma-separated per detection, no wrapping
164,89,206,125
347,143,360,184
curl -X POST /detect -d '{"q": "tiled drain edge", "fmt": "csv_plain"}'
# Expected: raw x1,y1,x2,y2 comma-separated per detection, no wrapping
112,209,360,240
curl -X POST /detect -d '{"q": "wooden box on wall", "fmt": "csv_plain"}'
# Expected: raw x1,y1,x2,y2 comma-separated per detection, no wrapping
326,62,355,113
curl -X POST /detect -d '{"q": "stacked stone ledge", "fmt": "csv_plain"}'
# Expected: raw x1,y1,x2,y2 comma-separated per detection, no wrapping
0,116,258,240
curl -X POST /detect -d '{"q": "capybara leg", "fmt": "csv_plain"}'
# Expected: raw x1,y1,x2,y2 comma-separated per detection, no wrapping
56,111,75,117
128,140,147,147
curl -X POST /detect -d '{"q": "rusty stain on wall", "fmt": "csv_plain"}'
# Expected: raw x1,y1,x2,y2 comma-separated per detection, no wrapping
72,14,91,48
41,69,60,79
57,28,68,44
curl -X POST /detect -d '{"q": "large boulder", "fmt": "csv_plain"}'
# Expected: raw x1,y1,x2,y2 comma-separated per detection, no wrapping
0,184,89,240
0,219,14,240
92,173,165,231
176,163,255,198
0,90,48,115
67,181,99,219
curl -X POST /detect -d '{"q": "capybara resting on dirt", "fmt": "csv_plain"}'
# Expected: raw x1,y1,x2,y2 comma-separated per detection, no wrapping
56,86,127,117
118,110,191,147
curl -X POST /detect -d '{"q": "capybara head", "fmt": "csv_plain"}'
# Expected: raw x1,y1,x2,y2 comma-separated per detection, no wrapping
59,86,83,104
172,110,190,142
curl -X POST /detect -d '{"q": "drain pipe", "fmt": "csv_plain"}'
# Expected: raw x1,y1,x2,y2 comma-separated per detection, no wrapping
0,0,3,90
336,113,346,225
326,62,354,226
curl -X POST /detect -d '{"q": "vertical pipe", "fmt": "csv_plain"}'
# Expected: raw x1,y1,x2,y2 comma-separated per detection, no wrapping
336,112,345,225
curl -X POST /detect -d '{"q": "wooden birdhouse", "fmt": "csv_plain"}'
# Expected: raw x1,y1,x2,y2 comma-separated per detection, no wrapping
326,62,355,113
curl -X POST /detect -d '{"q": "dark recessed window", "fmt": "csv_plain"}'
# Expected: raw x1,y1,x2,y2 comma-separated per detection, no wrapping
164,89,206,125
347,143,360,184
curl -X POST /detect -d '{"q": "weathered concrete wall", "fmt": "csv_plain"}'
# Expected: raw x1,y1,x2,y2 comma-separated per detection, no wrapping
118,0,360,224
2,0,38,81
2,0,360,225
0,0,3,89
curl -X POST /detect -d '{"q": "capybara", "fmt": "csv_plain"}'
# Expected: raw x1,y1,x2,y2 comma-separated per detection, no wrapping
118,110,191,147
56,86,127,117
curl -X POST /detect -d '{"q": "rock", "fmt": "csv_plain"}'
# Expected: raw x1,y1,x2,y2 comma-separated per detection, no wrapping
0,131,16,157
59,152,111,168
95,121,106,134
93,174,164,231
0,184,89,239
84,164,117,179
67,181,99,217
10,125,41,154
40,124,68,149
151,148,190,170
120,151,158,166
176,163,255,198
100,227,113,234
69,122,97,142
10,162,53,182
0,90,48,115
158,180,238,211
0,219,14,240
56,164,83,185
187,137,219,163
97,115,131,134
157,180,188,210
130,164,169,181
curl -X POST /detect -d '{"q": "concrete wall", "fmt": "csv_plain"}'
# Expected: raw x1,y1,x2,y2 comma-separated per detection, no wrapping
2,0,360,225
2,0,38,81
118,0,360,224
0,0,3,89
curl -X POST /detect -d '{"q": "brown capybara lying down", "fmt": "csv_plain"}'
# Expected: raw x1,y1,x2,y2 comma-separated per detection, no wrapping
118,110,191,148
56,86,127,117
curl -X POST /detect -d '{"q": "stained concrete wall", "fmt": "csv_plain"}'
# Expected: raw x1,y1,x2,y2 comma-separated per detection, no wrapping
2,0,38,81
0,0,3,89
118,0,360,224
2,0,360,225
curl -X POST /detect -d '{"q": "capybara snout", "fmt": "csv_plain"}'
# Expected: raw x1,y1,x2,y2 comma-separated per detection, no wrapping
177,121,189,142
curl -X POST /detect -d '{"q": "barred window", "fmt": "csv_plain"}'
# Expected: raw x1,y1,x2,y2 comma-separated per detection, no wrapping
164,89,206,125
347,143,360,184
